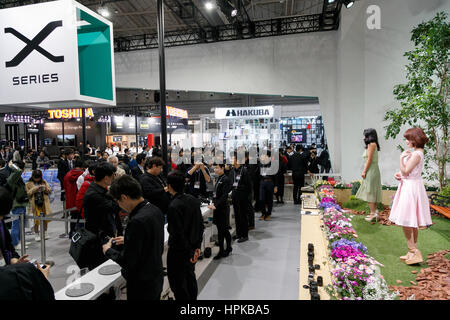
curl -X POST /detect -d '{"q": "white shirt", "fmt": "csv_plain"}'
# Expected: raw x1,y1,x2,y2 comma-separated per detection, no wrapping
77,169,89,190
113,146,119,154
105,148,113,155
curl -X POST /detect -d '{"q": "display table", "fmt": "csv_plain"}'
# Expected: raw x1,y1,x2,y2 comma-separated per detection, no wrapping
298,208,332,300
56,204,214,300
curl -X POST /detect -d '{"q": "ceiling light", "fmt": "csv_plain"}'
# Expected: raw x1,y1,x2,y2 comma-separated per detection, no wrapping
328,0,335,3
205,1,214,10
342,0,354,8
231,9,237,17
98,7,110,17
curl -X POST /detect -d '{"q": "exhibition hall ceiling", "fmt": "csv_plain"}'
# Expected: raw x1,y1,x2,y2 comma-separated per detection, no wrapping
0,0,340,49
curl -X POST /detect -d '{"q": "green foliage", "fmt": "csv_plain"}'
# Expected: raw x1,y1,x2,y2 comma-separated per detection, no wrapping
351,182,361,195
384,12,450,189
342,198,384,212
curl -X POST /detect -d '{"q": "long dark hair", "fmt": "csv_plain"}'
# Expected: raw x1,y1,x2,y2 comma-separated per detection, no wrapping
363,128,380,151
29,169,43,184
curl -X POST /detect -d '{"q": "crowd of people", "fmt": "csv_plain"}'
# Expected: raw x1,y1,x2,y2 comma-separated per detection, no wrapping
0,140,330,300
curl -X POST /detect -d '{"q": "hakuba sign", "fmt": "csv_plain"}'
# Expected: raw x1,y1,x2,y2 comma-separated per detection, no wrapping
47,108,94,119
215,106,279,119
0,0,115,107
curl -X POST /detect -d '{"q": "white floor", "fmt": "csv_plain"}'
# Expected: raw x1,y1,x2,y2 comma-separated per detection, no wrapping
198,203,301,300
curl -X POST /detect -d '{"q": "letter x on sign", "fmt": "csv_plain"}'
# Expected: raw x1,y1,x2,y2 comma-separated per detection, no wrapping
5,20,64,68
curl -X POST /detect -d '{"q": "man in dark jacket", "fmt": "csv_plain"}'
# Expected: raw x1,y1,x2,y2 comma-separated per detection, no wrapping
258,152,278,221
208,164,232,260
139,157,170,215
83,162,123,270
166,171,204,300
0,262,54,300
0,186,29,266
104,175,164,300
7,161,29,249
131,153,146,180
0,159,9,187
231,153,252,243
289,145,309,205
57,149,74,201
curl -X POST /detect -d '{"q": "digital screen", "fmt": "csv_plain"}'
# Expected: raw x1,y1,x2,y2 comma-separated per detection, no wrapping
57,134,75,146
289,129,307,143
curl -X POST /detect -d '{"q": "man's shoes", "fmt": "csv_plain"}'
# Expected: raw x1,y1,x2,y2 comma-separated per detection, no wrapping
259,215,265,221
45,232,50,240
264,216,271,221
237,237,249,243
213,252,224,260
232,235,239,241
35,235,41,242
248,226,255,231
280,200,284,204
223,247,233,257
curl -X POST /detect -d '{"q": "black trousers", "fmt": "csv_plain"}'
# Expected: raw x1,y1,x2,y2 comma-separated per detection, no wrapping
247,196,255,228
216,223,231,253
69,210,81,238
276,174,285,201
252,177,260,211
320,166,330,181
259,180,274,216
167,249,198,300
232,191,249,238
292,171,305,203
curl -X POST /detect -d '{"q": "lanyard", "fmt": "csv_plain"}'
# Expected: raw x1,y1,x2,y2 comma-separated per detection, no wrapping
233,167,243,185
214,174,225,193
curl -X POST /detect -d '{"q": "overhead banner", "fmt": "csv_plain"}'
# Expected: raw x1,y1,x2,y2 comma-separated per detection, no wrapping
0,0,115,107
215,105,279,119
111,116,188,134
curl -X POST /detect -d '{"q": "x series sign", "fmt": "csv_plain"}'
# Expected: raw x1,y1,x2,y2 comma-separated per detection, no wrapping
0,0,116,107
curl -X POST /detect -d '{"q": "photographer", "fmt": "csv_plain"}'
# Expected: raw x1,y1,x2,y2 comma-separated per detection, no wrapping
6,160,28,250
186,158,211,199
104,175,164,300
26,170,52,242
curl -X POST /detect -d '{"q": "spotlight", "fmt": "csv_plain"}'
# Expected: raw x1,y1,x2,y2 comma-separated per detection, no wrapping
98,6,110,17
328,0,335,3
342,0,354,8
205,1,214,10
231,9,237,17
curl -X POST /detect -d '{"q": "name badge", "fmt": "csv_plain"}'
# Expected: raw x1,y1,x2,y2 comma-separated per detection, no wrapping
194,181,201,189
236,175,241,181
213,192,216,198
233,182,238,188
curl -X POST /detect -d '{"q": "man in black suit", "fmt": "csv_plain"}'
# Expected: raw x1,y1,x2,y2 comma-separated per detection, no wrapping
138,157,170,215
289,145,309,205
166,171,204,300
0,159,9,187
131,153,146,181
208,164,232,260
57,149,74,201
104,175,164,300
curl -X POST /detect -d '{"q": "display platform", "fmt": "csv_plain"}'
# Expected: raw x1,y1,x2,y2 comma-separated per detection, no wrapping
299,206,332,300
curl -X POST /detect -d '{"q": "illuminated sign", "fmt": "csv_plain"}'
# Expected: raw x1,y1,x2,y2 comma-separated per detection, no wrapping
48,108,94,119
215,105,278,119
166,106,188,119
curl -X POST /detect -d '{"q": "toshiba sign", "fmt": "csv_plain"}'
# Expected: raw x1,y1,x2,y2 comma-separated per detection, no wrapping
48,108,94,119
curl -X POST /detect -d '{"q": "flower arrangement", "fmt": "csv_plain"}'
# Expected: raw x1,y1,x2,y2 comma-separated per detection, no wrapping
334,182,353,189
314,180,331,189
318,184,397,300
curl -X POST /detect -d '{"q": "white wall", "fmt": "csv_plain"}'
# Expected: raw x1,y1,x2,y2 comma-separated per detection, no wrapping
114,0,450,186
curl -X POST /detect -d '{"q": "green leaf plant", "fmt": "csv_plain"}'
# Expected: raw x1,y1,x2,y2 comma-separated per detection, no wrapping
384,12,450,190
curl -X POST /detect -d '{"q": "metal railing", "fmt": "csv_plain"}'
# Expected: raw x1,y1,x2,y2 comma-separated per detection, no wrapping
4,206,81,264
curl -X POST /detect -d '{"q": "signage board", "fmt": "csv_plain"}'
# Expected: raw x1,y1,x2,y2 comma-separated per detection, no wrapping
215,105,279,119
0,0,115,107
48,108,94,119
111,116,188,134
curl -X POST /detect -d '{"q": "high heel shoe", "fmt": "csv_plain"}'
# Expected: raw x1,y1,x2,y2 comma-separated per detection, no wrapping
405,249,423,265
400,250,414,261
365,211,378,222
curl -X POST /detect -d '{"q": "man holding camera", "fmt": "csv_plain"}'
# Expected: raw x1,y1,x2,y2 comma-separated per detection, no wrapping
103,175,165,300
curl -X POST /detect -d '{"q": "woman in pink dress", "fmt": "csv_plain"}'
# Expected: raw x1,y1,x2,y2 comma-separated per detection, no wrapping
389,127,432,265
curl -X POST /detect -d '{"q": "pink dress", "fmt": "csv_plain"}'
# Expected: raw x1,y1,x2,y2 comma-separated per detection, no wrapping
389,150,432,228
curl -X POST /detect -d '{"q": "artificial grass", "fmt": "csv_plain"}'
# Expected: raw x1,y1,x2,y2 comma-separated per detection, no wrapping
349,213,450,287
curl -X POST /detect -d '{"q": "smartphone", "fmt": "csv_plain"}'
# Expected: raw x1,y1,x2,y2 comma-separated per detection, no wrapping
29,259,47,269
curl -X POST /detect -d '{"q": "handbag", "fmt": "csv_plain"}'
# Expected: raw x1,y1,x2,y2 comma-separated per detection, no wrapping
69,219,98,269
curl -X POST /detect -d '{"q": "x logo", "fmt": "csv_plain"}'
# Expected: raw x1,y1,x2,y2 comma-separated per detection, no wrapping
5,20,64,68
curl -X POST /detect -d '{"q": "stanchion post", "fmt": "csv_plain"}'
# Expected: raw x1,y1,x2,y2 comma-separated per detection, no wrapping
20,213,25,255
40,210,46,263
